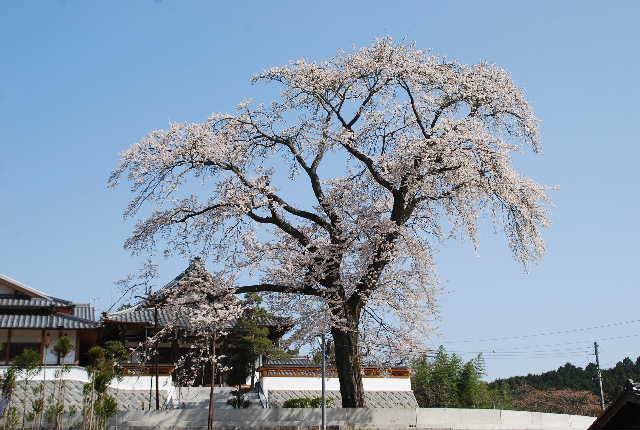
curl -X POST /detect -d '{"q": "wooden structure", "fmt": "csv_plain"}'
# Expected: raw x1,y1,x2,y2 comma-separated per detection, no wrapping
589,380,640,430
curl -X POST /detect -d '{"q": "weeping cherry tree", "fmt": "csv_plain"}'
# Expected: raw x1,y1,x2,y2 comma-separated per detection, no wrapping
110,38,551,407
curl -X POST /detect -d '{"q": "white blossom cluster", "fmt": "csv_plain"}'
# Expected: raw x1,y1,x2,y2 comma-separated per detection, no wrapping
111,38,551,366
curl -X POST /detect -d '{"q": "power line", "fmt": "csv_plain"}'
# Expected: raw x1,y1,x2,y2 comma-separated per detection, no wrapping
440,318,640,345
453,333,640,352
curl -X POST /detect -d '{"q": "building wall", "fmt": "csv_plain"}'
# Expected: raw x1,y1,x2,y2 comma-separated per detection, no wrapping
11,329,41,343
0,329,77,365
261,375,412,393
0,365,173,391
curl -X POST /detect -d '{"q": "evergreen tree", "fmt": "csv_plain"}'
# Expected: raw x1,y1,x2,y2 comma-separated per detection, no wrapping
224,294,289,388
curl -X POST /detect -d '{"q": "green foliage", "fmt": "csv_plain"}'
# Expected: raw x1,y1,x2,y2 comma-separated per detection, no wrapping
95,394,118,420
412,346,512,409
282,397,336,408
3,406,20,429
53,335,74,362
224,294,290,387
13,348,41,375
1,366,16,399
45,402,64,424
226,389,250,408
83,342,126,429
490,355,640,405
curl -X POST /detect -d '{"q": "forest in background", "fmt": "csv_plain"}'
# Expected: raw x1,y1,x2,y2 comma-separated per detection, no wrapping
411,346,640,416
490,355,640,404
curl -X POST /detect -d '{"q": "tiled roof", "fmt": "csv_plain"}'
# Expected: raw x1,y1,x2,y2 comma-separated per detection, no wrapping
588,380,640,429
73,303,95,321
626,379,640,394
250,313,291,327
0,313,98,329
103,306,189,327
267,390,419,408
265,357,317,367
0,295,70,308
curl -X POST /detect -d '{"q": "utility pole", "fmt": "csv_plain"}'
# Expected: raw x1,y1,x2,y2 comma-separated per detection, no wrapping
154,304,160,410
594,342,605,410
321,330,326,430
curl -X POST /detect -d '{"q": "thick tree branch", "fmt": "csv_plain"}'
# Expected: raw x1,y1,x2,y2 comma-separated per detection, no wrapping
235,283,321,297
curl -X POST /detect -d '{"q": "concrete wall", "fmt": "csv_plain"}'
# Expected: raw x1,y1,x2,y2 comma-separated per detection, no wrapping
112,408,597,430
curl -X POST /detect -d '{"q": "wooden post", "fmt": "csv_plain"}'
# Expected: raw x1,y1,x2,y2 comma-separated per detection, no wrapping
75,331,81,364
5,328,11,363
41,329,46,363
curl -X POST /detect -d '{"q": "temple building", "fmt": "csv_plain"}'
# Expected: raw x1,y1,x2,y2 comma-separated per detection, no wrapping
100,259,291,384
0,265,417,408
0,274,98,365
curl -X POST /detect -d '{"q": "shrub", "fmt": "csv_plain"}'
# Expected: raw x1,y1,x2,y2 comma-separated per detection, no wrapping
282,397,335,408
227,389,250,408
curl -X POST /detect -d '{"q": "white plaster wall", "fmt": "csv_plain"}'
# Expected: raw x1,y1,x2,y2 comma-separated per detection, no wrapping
0,366,173,391
363,377,411,391
261,376,411,394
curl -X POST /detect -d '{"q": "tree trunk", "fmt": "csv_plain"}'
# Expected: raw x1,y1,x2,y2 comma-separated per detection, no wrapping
331,326,365,407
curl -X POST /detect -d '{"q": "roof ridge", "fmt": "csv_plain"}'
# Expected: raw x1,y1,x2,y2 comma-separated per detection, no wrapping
0,274,51,300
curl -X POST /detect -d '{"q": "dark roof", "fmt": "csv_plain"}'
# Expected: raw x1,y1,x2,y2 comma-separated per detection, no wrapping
0,295,71,308
102,306,188,327
250,313,291,327
105,258,291,331
0,313,99,329
589,380,640,429
265,357,317,367
73,304,95,321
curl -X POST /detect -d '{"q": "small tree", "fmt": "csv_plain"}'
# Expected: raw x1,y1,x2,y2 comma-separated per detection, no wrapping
83,342,127,430
13,349,40,430
52,335,74,429
225,294,289,388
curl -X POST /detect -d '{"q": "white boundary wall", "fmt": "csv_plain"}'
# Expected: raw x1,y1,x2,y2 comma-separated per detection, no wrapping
0,365,173,391
261,376,411,394
112,408,597,430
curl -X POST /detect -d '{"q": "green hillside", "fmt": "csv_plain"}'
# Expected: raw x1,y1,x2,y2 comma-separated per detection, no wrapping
490,356,640,404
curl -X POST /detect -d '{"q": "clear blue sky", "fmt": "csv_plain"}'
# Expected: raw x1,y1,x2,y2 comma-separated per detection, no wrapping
1,1,638,380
